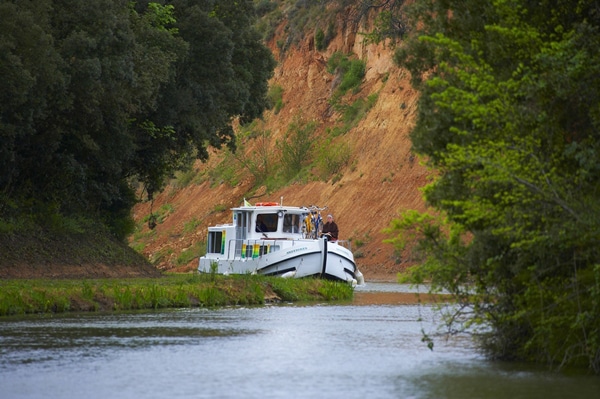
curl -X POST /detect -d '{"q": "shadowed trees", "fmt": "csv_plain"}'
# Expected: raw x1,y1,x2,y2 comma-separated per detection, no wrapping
388,0,600,372
0,0,275,237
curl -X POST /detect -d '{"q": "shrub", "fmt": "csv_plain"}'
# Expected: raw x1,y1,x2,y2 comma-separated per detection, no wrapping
327,52,366,103
316,139,352,179
278,117,317,180
338,58,366,94
331,94,378,136
176,241,204,266
267,84,284,114
315,28,325,50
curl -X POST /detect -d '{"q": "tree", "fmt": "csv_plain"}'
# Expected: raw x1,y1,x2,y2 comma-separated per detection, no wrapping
131,0,276,198
390,0,600,372
349,0,408,44
0,0,275,238
0,0,68,216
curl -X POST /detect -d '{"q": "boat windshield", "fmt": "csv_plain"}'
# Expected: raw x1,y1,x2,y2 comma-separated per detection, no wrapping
255,213,278,233
283,213,301,233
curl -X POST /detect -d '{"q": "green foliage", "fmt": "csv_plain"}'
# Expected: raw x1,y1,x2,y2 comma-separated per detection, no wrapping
276,0,329,52
146,2,178,33
268,277,352,302
151,247,173,265
183,217,201,234
267,84,284,114
0,0,275,240
254,1,282,41
326,51,348,74
176,241,205,266
143,203,174,226
315,139,352,180
236,127,273,185
278,117,317,180
209,152,241,187
0,222,151,277
0,274,354,316
255,0,349,52
315,27,326,50
327,52,366,100
254,0,278,17
173,167,198,189
212,204,228,213
315,20,336,51
318,281,354,300
393,0,600,372
339,59,366,94
206,123,282,190
353,0,408,45
330,94,378,136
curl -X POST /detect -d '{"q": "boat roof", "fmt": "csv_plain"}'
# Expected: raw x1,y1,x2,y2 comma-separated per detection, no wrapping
232,204,304,212
231,201,327,213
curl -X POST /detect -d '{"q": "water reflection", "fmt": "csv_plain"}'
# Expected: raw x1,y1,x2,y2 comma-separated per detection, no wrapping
402,361,600,399
353,282,446,306
0,283,598,399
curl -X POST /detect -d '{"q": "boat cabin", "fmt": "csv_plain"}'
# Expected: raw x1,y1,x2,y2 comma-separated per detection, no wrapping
204,205,308,259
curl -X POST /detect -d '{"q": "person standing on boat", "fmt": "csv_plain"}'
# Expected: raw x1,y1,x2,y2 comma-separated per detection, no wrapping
321,214,339,241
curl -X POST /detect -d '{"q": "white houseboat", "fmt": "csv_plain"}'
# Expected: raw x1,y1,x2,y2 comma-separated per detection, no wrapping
198,200,364,286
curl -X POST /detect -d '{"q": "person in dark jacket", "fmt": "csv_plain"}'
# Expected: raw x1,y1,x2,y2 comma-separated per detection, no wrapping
321,214,339,241
256,215,268,233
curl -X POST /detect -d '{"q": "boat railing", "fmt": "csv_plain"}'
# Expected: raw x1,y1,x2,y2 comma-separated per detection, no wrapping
335,240,352,252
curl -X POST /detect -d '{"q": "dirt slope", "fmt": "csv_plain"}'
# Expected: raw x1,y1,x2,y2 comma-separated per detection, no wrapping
131,20,430,282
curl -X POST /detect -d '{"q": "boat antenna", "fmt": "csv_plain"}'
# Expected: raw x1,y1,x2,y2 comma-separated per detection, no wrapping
280,196,283,206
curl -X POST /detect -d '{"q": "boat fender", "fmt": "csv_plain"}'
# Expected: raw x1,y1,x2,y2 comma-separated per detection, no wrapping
355,270,365,286
281,270,297,279
255,202,279,206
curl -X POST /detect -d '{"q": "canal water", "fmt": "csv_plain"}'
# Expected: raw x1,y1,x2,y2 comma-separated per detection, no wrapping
0,283,598,399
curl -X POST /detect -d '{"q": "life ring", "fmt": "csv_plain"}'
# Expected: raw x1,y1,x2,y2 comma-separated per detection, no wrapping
255,202,279,206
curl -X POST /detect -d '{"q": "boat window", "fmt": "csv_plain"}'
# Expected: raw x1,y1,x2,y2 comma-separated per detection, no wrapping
283,214,301,233
207,230,223,254
234,211,249,241
255,213,278,233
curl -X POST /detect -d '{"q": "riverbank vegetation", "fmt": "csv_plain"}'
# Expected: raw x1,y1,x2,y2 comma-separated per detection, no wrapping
0,274,353,317
384,0,600,373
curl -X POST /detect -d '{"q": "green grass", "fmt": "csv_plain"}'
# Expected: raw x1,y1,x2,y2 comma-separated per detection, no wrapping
183,217,202,234
267,84,284,114
176,241,205,266
0,274,354,316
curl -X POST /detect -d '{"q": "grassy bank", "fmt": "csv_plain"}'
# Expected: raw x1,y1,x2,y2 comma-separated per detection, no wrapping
0,226,160,279
0,273,354,316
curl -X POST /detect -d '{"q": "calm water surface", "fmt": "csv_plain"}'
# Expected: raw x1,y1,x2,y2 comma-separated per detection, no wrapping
0,283,598,399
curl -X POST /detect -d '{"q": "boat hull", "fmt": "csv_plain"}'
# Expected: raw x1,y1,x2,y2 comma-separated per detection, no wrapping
199,238,362,285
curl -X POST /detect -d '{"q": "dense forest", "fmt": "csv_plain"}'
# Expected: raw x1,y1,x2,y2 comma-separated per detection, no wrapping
1,0,599,373
0,0,275,238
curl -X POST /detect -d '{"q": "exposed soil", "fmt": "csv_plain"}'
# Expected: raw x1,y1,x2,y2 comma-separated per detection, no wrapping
1,17,428,282
129,22,429,283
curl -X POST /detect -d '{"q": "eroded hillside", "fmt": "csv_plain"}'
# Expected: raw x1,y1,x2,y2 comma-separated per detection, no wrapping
130,15,429,281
